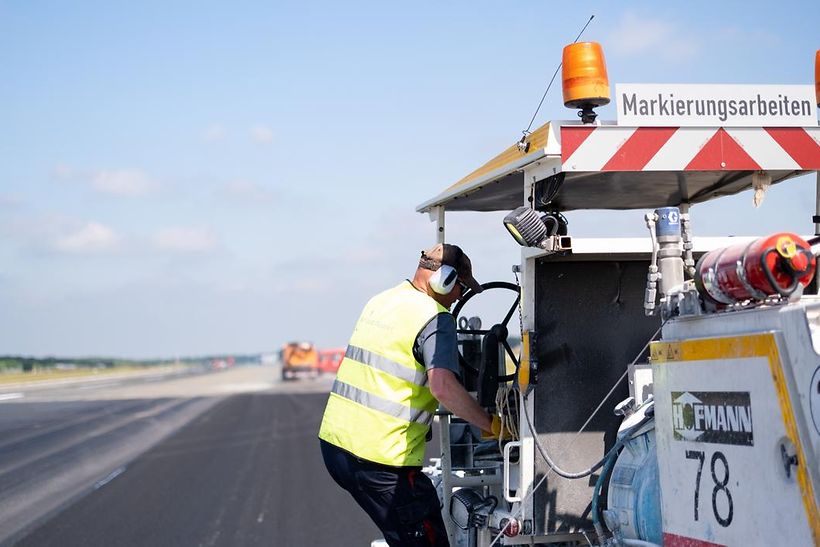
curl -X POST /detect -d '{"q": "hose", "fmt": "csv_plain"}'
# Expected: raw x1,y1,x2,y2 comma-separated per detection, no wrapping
522,395,652,479
520,317,666,480
487,318,667,547
591,447,619,540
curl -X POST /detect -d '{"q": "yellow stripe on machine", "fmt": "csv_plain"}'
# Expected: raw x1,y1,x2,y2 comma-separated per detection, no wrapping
651,333,820,545
518,330,531,391
448,122,552,192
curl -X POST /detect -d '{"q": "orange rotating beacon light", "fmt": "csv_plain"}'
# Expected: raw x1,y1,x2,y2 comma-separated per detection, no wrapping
562,42,610,124
814,48,819,106
694,233,817,306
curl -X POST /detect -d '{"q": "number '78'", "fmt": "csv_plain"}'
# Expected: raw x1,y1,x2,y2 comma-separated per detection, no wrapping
685,449,733,527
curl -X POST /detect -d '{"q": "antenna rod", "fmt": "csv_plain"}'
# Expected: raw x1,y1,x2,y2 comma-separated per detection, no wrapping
523,15,595,136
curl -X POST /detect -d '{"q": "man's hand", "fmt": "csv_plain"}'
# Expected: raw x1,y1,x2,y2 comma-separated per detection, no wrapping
481,415,500,440
481,415,512,441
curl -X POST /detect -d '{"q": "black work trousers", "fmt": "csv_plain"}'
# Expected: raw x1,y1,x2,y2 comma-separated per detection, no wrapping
320,439,449,547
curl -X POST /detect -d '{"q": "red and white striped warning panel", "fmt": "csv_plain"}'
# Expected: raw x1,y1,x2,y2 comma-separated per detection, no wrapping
560,126,820,172
662,532,725,547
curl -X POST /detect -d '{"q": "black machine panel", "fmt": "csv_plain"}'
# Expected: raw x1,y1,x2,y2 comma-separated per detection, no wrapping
531,256,661,537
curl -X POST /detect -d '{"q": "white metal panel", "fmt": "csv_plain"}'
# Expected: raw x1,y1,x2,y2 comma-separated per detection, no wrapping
562,127,637,172
520,237,757,259
665,304,820,500
642,128,716,171
615,83,818,127
775,305,820,507
518,246,538,531
724,127,801,170
653,344,813,545
655,306,820,545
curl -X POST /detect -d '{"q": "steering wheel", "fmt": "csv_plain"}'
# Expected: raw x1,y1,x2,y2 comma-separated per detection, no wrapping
452,281,521,382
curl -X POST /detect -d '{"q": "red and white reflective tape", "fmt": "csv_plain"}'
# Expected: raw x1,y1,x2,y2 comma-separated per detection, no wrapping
561,126,820,172
662,532,726,547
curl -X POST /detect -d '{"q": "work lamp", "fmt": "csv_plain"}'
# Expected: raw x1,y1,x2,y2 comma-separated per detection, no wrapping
503,206,548,247
503,206,571,253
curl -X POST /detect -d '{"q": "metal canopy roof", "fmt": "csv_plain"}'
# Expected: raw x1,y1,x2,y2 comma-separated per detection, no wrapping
415,121,557,214
417,121,819,214
544,169,806,211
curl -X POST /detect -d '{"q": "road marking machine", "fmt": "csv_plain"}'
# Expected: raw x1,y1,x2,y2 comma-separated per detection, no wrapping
415,43,820,546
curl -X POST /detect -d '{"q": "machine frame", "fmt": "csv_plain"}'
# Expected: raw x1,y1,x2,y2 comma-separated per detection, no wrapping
417,112,820,546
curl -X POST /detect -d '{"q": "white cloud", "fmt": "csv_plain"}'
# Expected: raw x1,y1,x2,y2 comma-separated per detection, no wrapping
92,169,156,196
51,164,157,196
0,193,23,209
715,26,780,49
52,164,76,179
54,222,121,254
219,179,277,203
289,277,333,292
153,226,217,253
203,124,226,142
607,13,697,62
250,125,274,144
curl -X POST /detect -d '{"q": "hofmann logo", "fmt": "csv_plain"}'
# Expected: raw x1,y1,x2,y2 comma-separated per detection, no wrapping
672,391,753,446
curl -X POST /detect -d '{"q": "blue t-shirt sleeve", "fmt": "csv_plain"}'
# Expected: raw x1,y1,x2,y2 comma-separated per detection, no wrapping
415,312,461,378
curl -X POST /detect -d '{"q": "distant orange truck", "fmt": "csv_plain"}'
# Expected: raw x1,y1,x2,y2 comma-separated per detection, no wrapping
280,342,319,381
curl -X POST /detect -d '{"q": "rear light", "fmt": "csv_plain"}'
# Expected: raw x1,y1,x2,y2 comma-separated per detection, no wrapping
499,518,520,537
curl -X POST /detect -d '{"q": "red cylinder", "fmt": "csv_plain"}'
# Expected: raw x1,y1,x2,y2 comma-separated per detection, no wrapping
695,233,816,305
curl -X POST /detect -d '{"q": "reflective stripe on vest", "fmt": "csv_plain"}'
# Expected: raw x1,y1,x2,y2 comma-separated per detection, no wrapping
331,379,433,425
344,345,428,388
318,281,448,467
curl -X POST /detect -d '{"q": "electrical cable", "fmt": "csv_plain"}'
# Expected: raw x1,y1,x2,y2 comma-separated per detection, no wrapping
488,318,668,546
523,402,651,479
494,383,520,449
523,317,667,479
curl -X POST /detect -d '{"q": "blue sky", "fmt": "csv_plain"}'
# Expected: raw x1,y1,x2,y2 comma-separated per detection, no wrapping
1,1,818,358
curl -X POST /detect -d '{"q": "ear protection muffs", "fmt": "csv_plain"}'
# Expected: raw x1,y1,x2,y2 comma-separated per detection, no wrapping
429,265,458,295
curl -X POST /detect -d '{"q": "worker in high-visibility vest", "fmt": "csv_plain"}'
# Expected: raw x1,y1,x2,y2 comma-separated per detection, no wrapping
319,243,501,547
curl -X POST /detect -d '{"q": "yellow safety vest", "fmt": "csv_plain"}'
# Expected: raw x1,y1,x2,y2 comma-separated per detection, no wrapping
318,281,448,467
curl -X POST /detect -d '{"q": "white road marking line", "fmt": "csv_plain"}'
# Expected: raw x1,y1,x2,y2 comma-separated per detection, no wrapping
219,382,273,393
79,381,122,390
94,466,126,489
0,393,24,401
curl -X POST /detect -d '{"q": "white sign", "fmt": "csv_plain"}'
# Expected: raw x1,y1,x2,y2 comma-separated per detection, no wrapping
616,84,817,127
653,356,814,545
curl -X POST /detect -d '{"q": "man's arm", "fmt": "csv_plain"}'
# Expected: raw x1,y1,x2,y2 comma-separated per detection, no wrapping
428,367,493,434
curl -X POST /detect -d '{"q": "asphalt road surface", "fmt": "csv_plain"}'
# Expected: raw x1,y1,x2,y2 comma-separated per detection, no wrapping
0,366,385,546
